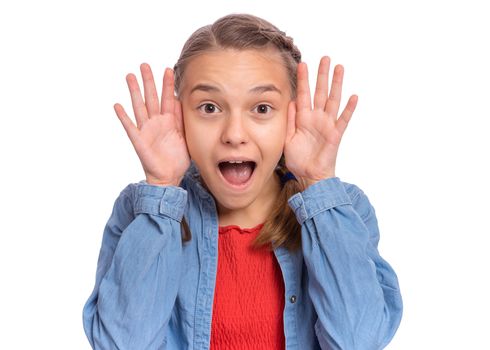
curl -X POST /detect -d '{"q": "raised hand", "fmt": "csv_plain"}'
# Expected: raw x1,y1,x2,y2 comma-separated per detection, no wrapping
283,56,358,189
114,63,191,187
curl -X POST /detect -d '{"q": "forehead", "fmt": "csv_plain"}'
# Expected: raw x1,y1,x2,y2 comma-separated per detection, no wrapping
181,48,290,95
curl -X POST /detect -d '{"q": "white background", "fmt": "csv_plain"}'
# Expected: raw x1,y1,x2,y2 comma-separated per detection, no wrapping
1,0,488,348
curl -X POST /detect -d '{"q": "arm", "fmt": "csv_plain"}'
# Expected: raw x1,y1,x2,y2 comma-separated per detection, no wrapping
82,181,188,349
288,177,403,350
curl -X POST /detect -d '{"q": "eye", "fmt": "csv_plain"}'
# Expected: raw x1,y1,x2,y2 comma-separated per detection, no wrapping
253,104,273,114
197,103,221,114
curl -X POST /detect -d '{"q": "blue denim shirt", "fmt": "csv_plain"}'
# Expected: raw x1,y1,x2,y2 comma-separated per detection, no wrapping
82,160,403,349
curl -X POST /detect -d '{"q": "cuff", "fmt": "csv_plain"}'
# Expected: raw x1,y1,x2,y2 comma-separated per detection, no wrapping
287,177,352,225
134,180,188,222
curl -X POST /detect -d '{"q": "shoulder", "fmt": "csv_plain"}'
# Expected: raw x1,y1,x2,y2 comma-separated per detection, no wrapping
111,180,148,214
340,179,381,245
340,179,365,202
339,179,377,221
107,182,140,218
116,181,141,204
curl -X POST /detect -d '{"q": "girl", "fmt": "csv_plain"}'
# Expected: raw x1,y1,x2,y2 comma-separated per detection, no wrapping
82,13,403,350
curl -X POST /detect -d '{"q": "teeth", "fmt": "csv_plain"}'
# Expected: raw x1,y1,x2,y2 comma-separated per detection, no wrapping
228,160,244,164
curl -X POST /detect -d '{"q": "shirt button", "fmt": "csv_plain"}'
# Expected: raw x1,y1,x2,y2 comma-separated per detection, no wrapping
289,295,297,303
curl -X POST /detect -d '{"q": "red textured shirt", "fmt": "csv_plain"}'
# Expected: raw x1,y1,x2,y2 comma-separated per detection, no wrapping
210,223,286,349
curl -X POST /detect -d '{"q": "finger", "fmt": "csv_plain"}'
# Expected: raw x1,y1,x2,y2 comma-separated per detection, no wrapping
313,56,330,110
161,68,175,116
296,62,312,114
285,100,296,144
325,64,344,118
126,73,148,128
114,103,140,145
336,94,358,136
174,97,185,136
140,63,160,117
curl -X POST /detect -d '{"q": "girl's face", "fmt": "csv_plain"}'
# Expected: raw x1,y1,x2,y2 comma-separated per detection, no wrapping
179,48,292,223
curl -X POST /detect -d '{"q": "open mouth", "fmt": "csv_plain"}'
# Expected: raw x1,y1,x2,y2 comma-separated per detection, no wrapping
218,161,257,188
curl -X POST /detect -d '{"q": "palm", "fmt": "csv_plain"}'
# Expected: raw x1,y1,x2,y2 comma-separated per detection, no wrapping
136,110,190,183
284,108,342,179
284,56,358,182
114,63,191,185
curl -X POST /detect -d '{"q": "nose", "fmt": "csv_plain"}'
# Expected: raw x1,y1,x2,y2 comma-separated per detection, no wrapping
220,110,248,146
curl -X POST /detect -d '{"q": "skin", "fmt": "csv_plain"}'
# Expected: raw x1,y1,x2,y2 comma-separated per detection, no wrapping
114,48,358,229
178,48,291,228
284,57,358,188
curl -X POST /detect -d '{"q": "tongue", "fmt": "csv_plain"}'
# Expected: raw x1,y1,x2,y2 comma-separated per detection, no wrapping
220,162,254,185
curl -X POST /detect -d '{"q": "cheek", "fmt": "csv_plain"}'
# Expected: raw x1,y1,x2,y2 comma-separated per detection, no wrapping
183,118,218,160
182,115,202,158
256,119,287,155
185,127,206,158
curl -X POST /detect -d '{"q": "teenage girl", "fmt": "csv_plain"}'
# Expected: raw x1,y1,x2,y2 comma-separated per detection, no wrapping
82,13,403,350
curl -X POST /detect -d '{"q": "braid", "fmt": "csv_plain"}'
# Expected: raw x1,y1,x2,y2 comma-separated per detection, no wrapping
257,27,302,63
278,33,301,63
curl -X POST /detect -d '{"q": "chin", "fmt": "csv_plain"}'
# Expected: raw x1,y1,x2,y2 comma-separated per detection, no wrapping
213,190,255,210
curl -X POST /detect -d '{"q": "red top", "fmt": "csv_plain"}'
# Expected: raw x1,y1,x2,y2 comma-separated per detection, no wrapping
210,223,286,349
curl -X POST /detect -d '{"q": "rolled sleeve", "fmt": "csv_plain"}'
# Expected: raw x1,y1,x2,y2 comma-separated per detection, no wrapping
134,181,188,222
288,177,352,225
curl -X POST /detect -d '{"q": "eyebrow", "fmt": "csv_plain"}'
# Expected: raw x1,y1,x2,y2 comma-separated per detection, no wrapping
189,83,282,96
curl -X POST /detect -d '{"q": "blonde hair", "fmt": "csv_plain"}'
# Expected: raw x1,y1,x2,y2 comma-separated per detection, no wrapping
175,13,303,252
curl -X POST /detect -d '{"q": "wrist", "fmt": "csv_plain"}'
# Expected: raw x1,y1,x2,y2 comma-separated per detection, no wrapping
145,176,181,187
301,173,336,190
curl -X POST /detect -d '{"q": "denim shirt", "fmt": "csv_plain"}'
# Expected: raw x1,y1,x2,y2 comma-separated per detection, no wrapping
82,160,403,350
